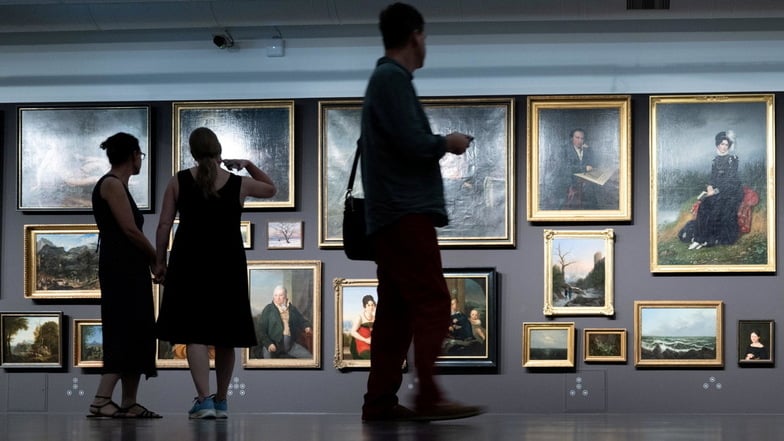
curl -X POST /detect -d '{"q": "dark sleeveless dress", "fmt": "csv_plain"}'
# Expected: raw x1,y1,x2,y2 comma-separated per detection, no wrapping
92,174,157,378
156,170,257,347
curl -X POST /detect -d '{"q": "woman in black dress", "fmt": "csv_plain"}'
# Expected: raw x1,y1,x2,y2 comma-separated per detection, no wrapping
89,132,161,418
155,127,276,419
688,130,744,250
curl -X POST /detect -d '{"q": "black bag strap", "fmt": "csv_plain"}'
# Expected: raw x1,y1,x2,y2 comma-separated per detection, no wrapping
347,140,361,196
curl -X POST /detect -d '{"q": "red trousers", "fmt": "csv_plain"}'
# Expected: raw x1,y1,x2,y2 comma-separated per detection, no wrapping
362,214,450,414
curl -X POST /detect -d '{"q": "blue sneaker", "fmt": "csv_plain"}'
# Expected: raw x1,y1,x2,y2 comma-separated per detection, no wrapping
188,396,216,419
214,396,228,419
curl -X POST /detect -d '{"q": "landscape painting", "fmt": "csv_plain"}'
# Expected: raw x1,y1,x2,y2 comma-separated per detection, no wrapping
24,224,100,299
1,312,63,368
543,229,614,316
74,319,103,368
634,300,724,367
522,322,575,368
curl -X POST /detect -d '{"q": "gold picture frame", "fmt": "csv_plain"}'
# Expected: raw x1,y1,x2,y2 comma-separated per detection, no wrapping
317,97,515,249
543,229,614,316
522,322,575,368
1,312,63,368
737,319,774,366
583,328,626,363
24,224,100,299
526,95,631,221
634,300,724,368
74,319,103,368
243,260,322,369
649,94,775,273
333,278,378,370
172,100,295,209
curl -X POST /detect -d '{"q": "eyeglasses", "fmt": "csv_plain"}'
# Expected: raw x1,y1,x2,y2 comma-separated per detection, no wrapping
138,151,146,159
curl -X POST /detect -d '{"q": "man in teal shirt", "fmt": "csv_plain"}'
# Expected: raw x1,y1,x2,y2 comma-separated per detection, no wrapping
359,2,481,423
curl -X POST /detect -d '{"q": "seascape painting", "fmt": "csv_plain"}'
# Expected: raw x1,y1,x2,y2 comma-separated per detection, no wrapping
523,322,575,367
635,301,724,367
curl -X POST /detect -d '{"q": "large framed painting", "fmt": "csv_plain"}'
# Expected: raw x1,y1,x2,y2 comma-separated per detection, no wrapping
334,278,378,370
634,300,724,368
172,100,295,208
439,268,498,370
522,322,575,368
650,94,775,273
74,319,103,368
24,224,100,299
243,260,322,368
543,229,614,316
526,95,631,221
1,312,63,368
317,98,515,248
738,319,774,366
333,268,498,371
18,106,151,211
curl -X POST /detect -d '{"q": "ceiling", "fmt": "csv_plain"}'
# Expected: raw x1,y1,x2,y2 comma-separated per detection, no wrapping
1,0,784,44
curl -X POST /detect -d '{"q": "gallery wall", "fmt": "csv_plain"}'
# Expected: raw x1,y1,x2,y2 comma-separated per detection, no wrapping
1,26,784,414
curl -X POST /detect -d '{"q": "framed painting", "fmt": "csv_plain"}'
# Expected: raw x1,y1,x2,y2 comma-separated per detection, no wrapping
74,319,103,368
738,320,774,366
317,97,515,249
172,100,295,208
24,224,100,299
543,229,614,316
267,221,303,250
243,260,322,368
169,219,251,250
1,312,63,368
583,328,626,363
18,106,151,211
634,300,724,367
439,268,498,370
152,285,215,368
649,94,775,272
522,322,575,368
333,278,378,370
526,95,631,221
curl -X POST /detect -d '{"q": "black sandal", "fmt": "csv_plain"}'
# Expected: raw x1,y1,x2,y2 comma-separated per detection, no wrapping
119,403,163,419
87,396,122,419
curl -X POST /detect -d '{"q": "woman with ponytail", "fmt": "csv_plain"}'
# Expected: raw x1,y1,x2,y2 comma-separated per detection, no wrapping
155,127,276,418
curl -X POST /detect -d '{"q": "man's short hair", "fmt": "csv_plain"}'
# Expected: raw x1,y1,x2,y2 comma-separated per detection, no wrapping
379,2,425,50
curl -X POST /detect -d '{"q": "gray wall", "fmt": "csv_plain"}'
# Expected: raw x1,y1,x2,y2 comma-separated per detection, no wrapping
1,95,783,415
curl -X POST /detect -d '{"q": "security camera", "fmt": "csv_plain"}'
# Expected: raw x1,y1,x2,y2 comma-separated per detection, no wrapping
212,33,234,49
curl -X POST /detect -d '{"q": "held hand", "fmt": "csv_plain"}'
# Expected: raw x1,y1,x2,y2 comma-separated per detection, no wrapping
268,344,277,353
445,133,473,156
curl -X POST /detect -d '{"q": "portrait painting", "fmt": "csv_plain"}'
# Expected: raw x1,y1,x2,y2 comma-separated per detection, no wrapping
737,320,774,366
74,319,103,368
583,328,626,363
522,322,575,368
333,278,378,370
439,268,498,370
317,98,515,248
24,224,100,299
543,229,614,316
243,260,322,368
18,106,151,211
650,94,775,272
173,100,295,208
527,95,631,221
634,300,724,367
267,221,303,250
1,312,63,368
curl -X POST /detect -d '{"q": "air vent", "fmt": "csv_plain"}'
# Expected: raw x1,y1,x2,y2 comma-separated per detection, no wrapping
627,0,670,9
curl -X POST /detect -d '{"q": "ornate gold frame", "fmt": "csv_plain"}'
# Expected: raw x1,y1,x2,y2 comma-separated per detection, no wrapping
522,322,575,368
543,229,614,316
583,328,627,363
526,95,631,221
333,278,378,370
